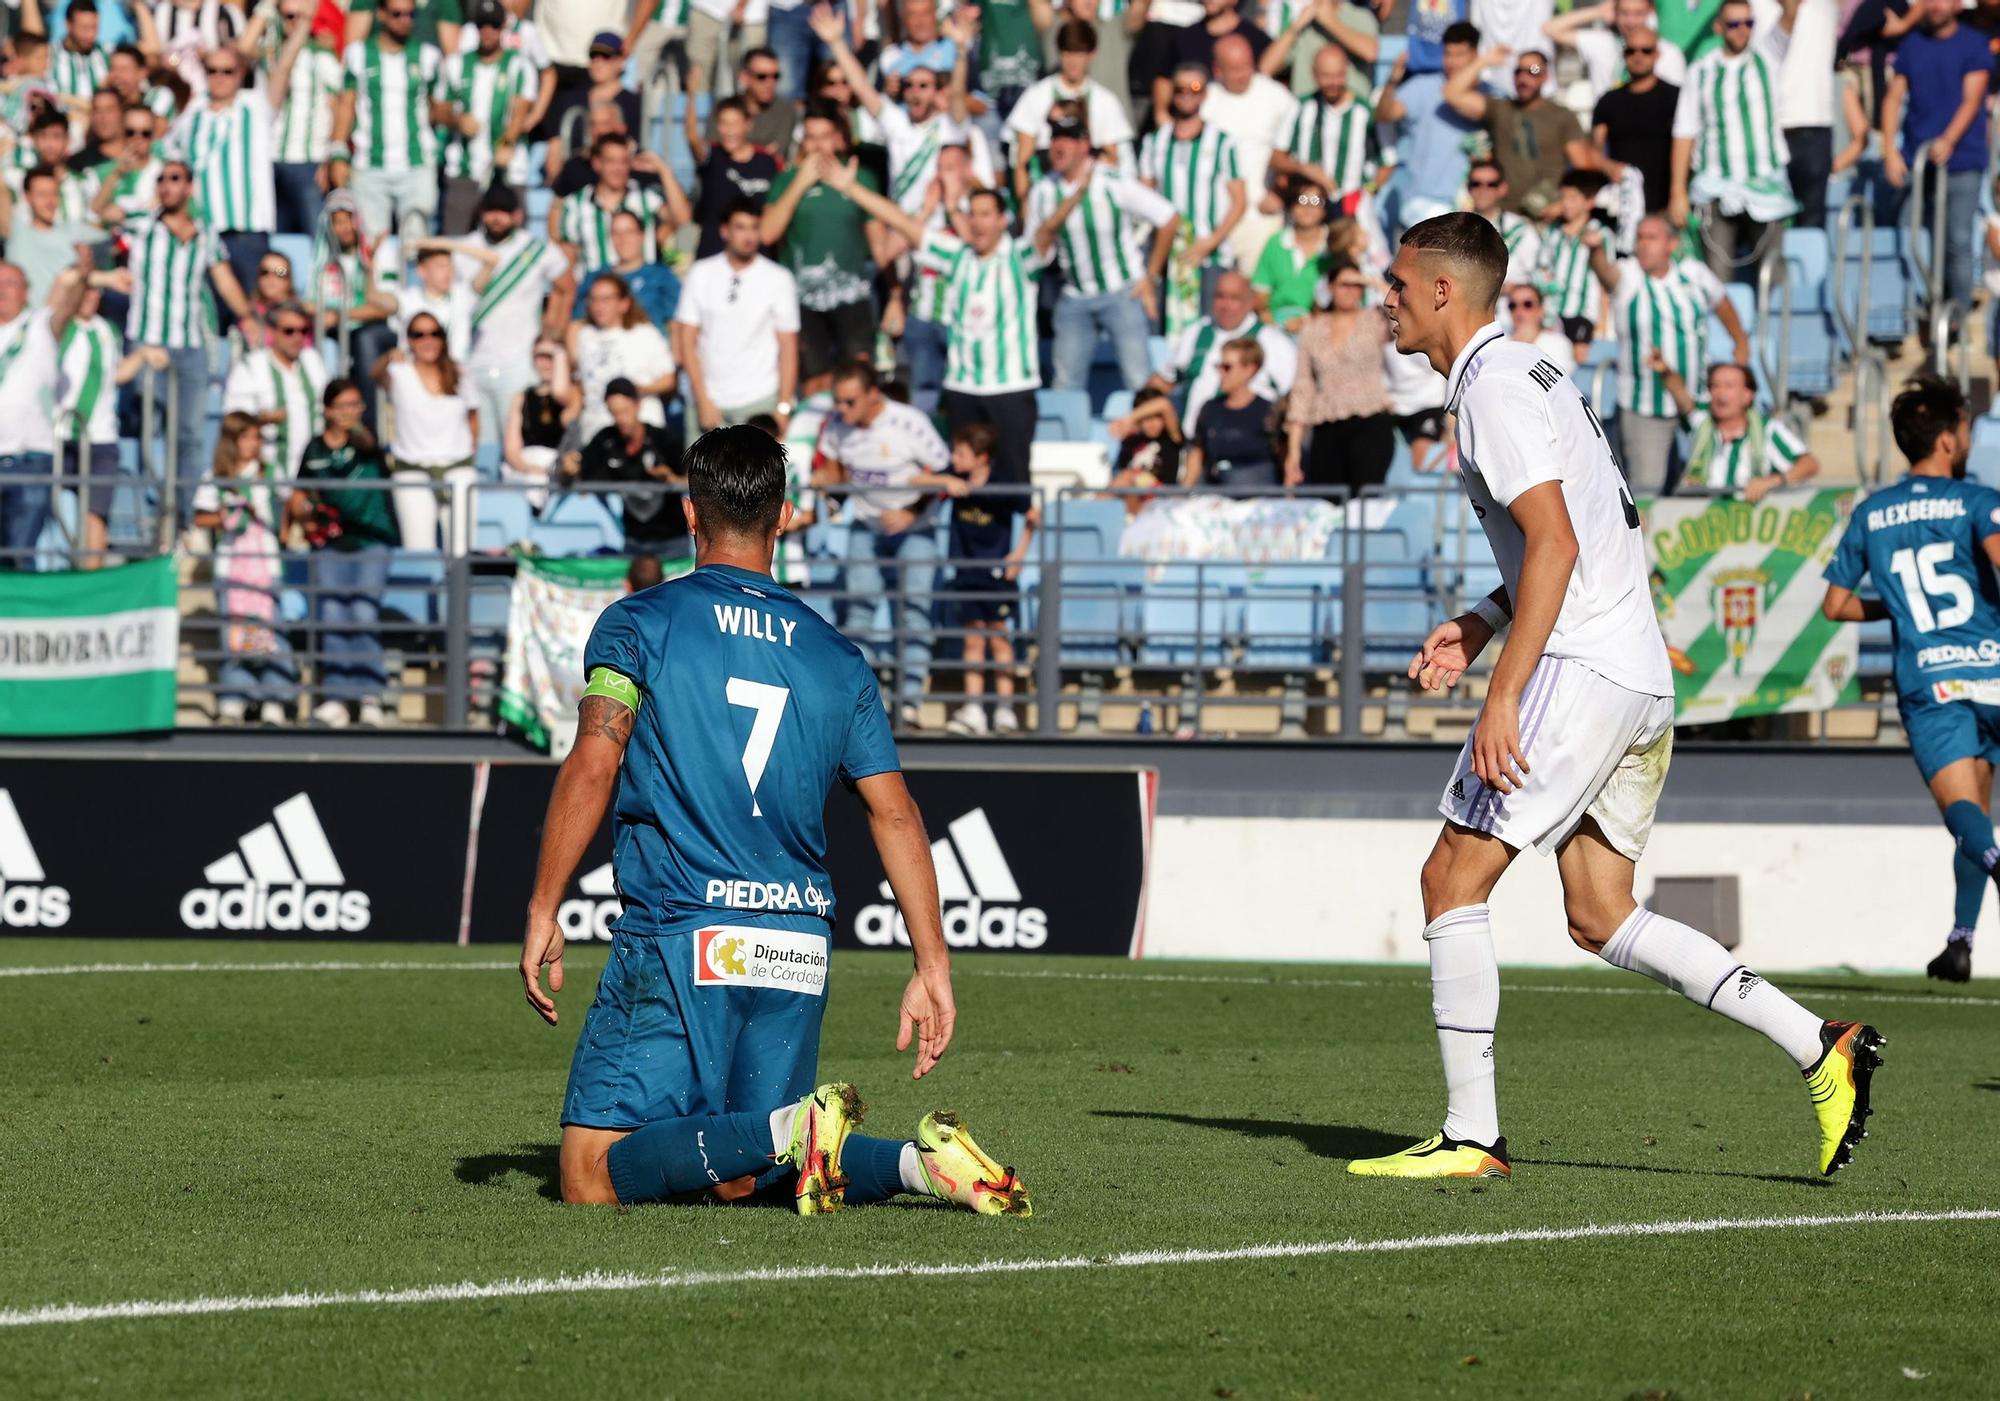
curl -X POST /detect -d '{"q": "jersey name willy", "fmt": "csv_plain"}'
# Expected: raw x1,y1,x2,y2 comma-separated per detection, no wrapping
714,602,797,647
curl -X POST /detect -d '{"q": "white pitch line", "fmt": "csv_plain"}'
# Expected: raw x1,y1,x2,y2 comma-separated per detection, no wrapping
4,1207,1996,1330
1,959,1995,1009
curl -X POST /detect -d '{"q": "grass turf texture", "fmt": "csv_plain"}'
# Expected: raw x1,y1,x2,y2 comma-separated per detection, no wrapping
1,942,1994,1400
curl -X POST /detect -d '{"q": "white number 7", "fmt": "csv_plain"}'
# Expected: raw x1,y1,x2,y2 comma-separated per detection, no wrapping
726,676,790,817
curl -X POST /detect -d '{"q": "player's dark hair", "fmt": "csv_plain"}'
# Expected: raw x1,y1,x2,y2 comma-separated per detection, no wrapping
953,422,998,461
1399,211,1507,310
1892,375,1968,465
686,424,788,539
1442,21,1481,47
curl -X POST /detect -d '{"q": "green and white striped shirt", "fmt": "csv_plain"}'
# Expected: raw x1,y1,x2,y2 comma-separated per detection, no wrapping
1138,123,1241,267
49,43,109,99
224,346,329,476
83,155,162,226
270,35,345,165
919,231,1041,396
1024,168,1176,298
1536,226,1602,322
124,213,222,348
1679,408,1806,493
170,90,276,234
441,47,534,184
1276,92,1376,197
341,38,444,174
1614,256,1726,418
558,182,668,272
652,0,691,26
56,316,121,444
1490,208,1541,286
1672,44,1790,186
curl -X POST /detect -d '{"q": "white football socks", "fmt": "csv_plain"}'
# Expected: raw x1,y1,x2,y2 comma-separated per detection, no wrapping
1600,907,1824,1069
899,1141,930,1195
1426,904,1503,1147
768,1102,799,1155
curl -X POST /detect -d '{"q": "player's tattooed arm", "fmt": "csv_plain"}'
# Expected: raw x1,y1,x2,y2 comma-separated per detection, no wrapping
577,694,635,748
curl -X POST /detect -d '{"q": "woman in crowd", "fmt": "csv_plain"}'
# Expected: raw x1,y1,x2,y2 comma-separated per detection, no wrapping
1251,179,1334,334
290,379,400,730
1183,338,1281,488
1285,258,1395,494
194,411,298,725
1503,281,1577,375
235,250,298,356
567,272,677,445
373,311,479,555
505,339,580,510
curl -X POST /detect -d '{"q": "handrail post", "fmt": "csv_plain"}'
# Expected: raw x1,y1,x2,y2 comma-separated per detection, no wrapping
444,550,470,728
157,356,180,551
1338,491,1361,738
1034,483,1059,736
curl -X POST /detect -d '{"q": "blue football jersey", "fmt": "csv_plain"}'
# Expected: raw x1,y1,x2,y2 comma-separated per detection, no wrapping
1825,475,2000,697
583,563,901,934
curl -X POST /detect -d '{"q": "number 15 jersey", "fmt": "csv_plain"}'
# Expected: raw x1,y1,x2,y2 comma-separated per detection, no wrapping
1824,474,2000,699
1445,324,1674,699
584,563,901,935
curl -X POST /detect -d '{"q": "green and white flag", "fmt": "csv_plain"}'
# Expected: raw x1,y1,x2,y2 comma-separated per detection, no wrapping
0,558,179,735
1643,488,1861,724
498,553,691,751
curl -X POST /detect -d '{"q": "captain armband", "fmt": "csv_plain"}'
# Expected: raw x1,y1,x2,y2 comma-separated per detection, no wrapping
583,667,641,712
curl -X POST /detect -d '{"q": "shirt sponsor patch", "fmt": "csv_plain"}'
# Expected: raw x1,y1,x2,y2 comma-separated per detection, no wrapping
1931,678,2000,706
693,925,829,996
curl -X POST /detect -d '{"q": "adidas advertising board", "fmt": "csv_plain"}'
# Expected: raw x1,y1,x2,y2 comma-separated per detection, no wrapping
0,759,471,940
468,764,1152,957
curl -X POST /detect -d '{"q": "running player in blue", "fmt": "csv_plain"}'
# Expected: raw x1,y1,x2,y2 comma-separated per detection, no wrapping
520,425,1032,1215
1823,376,2000,983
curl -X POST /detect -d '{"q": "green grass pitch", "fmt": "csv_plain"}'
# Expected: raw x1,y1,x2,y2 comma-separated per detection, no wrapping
1,940,1994,1400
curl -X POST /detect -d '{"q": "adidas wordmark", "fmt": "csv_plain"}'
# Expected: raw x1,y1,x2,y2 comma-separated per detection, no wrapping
179,794,371,933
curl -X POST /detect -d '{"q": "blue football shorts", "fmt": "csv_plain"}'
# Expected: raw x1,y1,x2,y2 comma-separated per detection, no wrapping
1900,687,2000,783
561,920,831,1133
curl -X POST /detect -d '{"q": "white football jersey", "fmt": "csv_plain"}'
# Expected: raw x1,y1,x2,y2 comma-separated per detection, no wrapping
1445,324,1674,699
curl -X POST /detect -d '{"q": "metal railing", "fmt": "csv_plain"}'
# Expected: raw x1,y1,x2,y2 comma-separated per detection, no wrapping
1830,192,1894,486
1907,146,1949,324
0,472,1902,743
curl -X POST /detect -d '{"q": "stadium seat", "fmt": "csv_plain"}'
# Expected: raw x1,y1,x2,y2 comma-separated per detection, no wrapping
1835,225,1912,348
1137,563,1240,668
1146,334,1172,374
381,553,444,629
1035,388,1094,442
1241,571,1326,669
532,493,624,556
1968,441,2000,490
1047,495,1127,559
475,491,533,553
1775,228,1840,400
268,233,315,284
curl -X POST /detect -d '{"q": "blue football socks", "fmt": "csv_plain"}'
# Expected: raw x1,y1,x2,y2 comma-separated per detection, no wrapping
606,1111,774,1204
1952,848,1986,942
1943,800,1999,875
839,1133,916,1205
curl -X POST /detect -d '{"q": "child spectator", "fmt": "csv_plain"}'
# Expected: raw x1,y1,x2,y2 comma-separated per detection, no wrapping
945,422,1038,737
1106,386,1185,517
193,411,298,725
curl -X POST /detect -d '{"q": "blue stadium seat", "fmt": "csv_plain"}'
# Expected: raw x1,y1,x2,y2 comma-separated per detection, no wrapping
1968,441,2000,489
267,233,314,284
1776,228,1840,399
1055,557,1136,663
475,491,533,552
1373,32,1408,89
1034,416,1077,442
1047,495,1128,558
1710,283,1758,368
532,493,624,556
1147,334,1172,374
381,553,444,629
1242,571,1326,669
1036,387,1093,442
1137,564,1241,668
1836,226,1912,348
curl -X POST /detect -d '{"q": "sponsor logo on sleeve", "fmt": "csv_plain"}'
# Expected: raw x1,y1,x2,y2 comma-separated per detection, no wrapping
693,925,829,996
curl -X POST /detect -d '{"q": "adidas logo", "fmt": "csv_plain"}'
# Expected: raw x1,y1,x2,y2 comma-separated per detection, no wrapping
1450,778,1466,801
179,793,371,933
855,808,1047,950
0,789,70,928
559,863,622,943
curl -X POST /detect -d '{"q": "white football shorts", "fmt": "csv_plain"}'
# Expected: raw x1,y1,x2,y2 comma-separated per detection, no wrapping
1437,655,1676,860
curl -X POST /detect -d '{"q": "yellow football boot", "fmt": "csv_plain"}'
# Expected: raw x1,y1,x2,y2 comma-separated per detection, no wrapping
1347,1133,1511,1179
1804,1021,1885,1177
915,1111,1032,1215
782,1081,864,1215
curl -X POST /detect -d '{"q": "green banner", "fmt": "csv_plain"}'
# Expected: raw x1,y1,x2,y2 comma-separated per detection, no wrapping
1654,0,1724,61
497,553,693,751
1643,488,1861,725
0,557,179,736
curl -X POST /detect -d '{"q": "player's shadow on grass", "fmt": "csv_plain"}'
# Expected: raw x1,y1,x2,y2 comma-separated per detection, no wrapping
1512,1156,1827,1187
1089,1111,1410,1161
455,1145,563,1201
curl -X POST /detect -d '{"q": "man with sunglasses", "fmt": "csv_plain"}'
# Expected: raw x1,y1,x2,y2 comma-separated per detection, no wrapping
166,45,276,308
1541,0,1685,104
1574,22,1679,218
437,0,535,234
331,0,449,237
84,102,162,229
223,298,329,478
1444,44,1582,218
1142,65,1247,328
1465,159,1537,287
1669,0,1800,281
126,160,261,524
1271,44,1377,208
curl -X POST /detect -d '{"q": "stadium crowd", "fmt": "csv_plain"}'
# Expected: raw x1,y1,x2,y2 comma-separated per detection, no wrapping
0,0,1985,723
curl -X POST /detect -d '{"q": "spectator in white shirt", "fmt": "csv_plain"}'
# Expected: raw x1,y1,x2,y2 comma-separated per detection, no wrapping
1541,0,1688,105
395,243,477,359
1005,19,1137,204
567,270,677,443
672,200,802,438
374,311,480,554
1199,33,1298,268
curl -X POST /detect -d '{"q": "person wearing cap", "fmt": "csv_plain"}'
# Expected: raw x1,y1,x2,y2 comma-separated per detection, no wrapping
687,0,770,98
562,374,688,556
1026,108,1180,394
437,0,536,234
1004,19,1137,206
451,182,575,443
331,0,451,237
554,130,690,275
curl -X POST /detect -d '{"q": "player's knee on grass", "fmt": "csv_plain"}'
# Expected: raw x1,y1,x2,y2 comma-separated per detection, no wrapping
559,1132,622,1206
